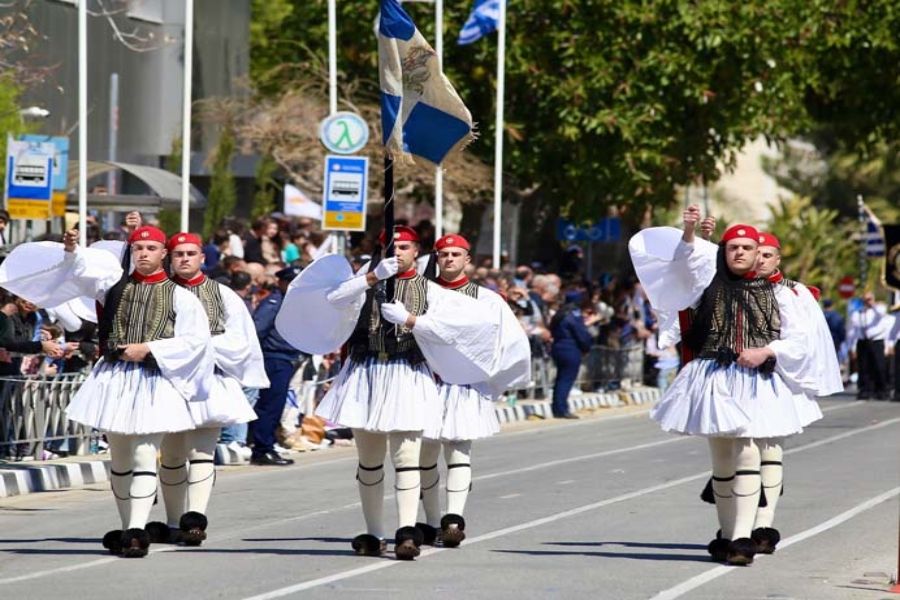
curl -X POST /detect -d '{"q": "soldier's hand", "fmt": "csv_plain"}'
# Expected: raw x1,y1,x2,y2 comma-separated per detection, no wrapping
124,211,143,234
682,205,701,243
118,343,151,362
63,229,79,253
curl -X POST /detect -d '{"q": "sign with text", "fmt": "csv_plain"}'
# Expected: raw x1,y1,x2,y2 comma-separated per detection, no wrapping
4,136,55,219
556,217,622,242
21,135,69,217
322,155,368,231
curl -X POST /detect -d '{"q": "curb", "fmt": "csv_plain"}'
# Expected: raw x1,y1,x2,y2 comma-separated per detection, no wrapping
0,459,110,498
0,387,662,495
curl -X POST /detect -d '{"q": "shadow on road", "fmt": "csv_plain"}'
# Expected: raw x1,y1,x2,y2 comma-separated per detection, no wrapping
0,537,97,544
493,548,712,563
549,541,707,551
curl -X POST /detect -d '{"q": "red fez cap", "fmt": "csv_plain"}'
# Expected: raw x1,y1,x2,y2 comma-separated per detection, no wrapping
720,224,760,245
128,226,167,245
758,232,781,249
435,233,470,252
167,232,203,251
378,225,419,245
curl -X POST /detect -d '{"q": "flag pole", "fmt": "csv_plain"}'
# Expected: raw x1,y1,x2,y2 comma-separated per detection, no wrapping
180,0,194,231
858,195,868,292
434,0,444,238
77,0,87,246
492,0,506,269
384,154,396,300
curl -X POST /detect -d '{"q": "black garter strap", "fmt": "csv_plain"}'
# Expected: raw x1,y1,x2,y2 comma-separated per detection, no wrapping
420,464,438,471
358,463,383,471
447,463,471,470
395,466,420,473
760,461,783,466
161,463,186,470
110,469,133,477
712,475,734,482
356,463,384,486
734,470,761,477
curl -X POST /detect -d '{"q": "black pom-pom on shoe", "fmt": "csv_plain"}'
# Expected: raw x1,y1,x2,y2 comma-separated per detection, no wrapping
416,522,438,546
120,528,150,558
440,513,466,548
726,537,756,566
751,527,780,554
145,521,175,544
351,533,386,557
102,529,124,555
394,526,424,560
707,537,730,562
178,511,208,546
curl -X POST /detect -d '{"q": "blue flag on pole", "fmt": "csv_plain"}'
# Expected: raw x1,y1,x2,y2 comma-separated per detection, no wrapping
379,0,473,165
458,0,501,45
860,202,885,257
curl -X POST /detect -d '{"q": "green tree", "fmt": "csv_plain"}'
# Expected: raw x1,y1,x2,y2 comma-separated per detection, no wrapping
203,127,237,239
251,154,278,219
249,0,900,218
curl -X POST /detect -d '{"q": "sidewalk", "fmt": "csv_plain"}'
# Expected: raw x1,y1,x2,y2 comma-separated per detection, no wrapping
0,386,661,498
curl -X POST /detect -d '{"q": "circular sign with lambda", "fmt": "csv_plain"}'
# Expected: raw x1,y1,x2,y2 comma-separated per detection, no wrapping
318,112,370,155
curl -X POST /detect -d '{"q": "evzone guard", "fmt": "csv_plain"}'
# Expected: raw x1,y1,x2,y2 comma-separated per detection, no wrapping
692,223,844,553
416,233,529,547
274,226,529,560
0,220,214,557
629,205,828,565
145,232,268,546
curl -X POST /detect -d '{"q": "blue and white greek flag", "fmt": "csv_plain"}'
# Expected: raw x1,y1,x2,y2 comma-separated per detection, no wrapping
379,0,473,165
861,202,885,257
458,0,501,45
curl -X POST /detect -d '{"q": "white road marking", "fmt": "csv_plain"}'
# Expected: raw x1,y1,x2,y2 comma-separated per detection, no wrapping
648,486,900,600
238,415,900,599
499,493,522,500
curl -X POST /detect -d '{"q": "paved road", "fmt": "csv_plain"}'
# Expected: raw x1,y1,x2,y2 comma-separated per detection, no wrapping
0,395,897,600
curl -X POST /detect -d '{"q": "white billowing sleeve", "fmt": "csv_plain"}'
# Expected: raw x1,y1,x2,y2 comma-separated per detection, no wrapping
794,285,844,396
477,289,532,397
413,283,503,386
628,227,718,312
214,284,270,389
275,254,361,354
0,243,123,307
767,286,819,396
146,287,215,402
325,272,371,307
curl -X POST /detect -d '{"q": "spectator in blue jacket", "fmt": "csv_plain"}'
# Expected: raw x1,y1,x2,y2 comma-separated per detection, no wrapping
549,290,594,419
249,266,305,466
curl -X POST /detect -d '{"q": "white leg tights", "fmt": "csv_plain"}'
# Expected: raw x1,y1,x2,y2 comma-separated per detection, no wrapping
419,439,442,527
159,432,188,527
106,433,134,529
754,438,783,529
444,440,472,517
127,434,164,530
353,429,387,539
390,432,422,529
731,438,762,540
708,438,761,540
185,428,219,515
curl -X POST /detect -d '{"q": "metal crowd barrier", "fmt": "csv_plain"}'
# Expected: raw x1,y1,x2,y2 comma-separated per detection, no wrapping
0,374,92,461
499,344,647,403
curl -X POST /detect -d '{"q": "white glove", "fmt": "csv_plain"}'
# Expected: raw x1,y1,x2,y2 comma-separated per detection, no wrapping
373,256,399,281
381,301,411,326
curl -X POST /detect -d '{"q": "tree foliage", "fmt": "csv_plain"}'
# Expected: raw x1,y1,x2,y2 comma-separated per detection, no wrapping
249,0,900,218
203,127,238,239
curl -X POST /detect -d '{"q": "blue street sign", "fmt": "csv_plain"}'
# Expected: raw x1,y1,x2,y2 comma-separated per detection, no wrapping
21,135,68,191
556,217,622,242
322,155,368,232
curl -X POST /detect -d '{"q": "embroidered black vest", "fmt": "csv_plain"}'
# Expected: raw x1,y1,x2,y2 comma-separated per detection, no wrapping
348,273,429,362
108,279,178,348
180,278,226,336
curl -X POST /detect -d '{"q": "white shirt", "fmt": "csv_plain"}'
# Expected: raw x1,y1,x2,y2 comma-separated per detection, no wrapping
848,305,893,348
